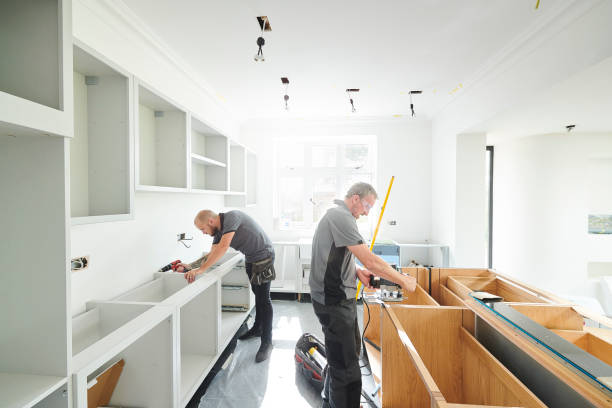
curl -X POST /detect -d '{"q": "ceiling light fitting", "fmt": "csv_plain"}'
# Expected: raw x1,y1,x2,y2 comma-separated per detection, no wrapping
281,77,290,110
346,89,359,113
409,90,422,117
566,124,576,132
254,16,270,62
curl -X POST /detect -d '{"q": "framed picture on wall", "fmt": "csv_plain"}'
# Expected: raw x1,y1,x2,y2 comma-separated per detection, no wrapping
588,214,612,234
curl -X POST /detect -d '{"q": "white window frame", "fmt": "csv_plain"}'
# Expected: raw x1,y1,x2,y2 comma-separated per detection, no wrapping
273,135,377,233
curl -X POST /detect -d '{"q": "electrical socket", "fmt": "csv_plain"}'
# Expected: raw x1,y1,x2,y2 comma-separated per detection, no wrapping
71,255,89,272
388,220,397,226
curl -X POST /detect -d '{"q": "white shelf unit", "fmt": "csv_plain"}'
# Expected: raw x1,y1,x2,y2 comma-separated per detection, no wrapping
0,134,70,408
116,274,219,405
114,263,242,406
136,80,187,191
271,242,301,294
0,0,73,138
71,43,133,224
246,150,257,206
0,375,67,408
205,257,254,350
72,305,176,408
224,142,247,206
190,115,228,193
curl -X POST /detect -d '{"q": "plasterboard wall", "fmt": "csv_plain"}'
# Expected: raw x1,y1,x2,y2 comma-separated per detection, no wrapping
431,0,612,266
70,0,236,314
493,133,612,310
240,118,432,244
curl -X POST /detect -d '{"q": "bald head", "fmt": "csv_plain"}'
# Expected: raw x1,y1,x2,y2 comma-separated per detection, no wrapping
195,210,217,226
194,210,220,236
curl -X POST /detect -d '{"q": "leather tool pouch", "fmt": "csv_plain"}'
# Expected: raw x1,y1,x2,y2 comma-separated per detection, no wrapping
250,257,276,285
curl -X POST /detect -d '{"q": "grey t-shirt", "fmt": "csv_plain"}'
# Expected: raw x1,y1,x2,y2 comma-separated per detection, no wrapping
213,211,274,263
310,199,364,305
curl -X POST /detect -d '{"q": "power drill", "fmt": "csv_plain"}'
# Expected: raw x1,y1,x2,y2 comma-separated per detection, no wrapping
159,260,183,272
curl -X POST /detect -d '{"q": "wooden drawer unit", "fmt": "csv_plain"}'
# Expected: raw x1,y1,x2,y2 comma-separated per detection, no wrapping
381,305,545,408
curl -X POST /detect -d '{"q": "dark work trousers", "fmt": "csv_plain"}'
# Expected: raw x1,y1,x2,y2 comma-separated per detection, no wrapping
312,298,361,408
245,262,273,344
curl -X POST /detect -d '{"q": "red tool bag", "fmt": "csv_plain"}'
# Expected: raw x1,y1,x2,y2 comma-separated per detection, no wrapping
295,333,327,391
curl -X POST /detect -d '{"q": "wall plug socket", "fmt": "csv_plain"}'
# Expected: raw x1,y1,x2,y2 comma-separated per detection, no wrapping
71,255,89,272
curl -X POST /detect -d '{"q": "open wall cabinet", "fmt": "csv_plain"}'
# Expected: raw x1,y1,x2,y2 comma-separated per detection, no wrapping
189,115,229,193
0,0,73,138
136,80,188,192
71,42,134,224
225,142,257,207
0,134,71,408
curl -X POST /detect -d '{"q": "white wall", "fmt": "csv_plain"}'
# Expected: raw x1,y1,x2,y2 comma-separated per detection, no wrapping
431,1,612,265
70,0,237,314
493,133,612,309
240,117,432,244
455,133,487,267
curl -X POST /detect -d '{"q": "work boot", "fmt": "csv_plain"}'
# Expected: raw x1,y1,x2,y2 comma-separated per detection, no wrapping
238,326,262,340
255,342,273,362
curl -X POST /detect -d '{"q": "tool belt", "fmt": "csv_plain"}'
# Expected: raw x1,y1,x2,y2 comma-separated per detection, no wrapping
249,256,276,285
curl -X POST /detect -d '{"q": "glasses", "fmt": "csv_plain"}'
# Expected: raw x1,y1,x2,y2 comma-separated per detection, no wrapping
361,199,373,212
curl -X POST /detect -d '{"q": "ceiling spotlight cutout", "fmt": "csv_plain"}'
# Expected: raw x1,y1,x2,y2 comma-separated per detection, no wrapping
409,90,422,117
346,89,359,113
281,77,290,110
254,16,270,62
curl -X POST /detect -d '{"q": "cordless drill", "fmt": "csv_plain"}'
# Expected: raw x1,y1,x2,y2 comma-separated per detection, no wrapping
159,260,182,272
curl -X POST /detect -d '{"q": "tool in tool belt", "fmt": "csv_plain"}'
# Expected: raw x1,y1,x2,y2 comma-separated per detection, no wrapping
250,257,276,285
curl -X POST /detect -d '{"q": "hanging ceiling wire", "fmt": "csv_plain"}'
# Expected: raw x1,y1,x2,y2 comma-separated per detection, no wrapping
254,16,267,62
346,88,359,113
409,90,422,117
281,77,290,110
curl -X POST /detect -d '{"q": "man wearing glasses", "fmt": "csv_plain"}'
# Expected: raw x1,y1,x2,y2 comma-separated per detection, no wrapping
310,182,416,408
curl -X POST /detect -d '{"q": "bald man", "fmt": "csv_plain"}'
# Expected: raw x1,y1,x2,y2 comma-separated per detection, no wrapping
179,210,275,362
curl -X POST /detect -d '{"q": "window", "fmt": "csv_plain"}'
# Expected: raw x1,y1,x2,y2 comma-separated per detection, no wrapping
275,136,377,232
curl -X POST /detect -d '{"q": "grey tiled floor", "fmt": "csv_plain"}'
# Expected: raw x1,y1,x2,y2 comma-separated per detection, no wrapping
197,300,376,408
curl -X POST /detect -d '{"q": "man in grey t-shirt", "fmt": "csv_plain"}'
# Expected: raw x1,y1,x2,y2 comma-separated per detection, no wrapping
180,209,275,362
310,182,416,408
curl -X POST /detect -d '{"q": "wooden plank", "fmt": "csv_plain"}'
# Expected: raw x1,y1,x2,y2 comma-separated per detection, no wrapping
460,328,546,407
451,276,497,292
586,327,612,344
418,267,430,293
431,267,441,302
403,285,439,306
440,285,465,307
389,306,464,403
465,298,612,408
447,277,472,300
495,280,545,303
88,359,125,408
509,304,584,331
493,270,567,304
364,342,382,384
552,330,589,349
382,306,436,407
587,332,612,367
363,301,382,349
438,268,492,293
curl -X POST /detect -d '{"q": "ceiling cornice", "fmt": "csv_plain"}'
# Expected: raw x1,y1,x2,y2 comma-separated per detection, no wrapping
76,0,237,120
433,0,600,118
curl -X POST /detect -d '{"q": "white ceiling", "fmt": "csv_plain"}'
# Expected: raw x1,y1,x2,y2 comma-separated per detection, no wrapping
121,0,568,120
477,55,612,143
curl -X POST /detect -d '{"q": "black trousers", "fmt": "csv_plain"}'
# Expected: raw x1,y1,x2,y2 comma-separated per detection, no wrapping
246,262,273,344
312,298,361,408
